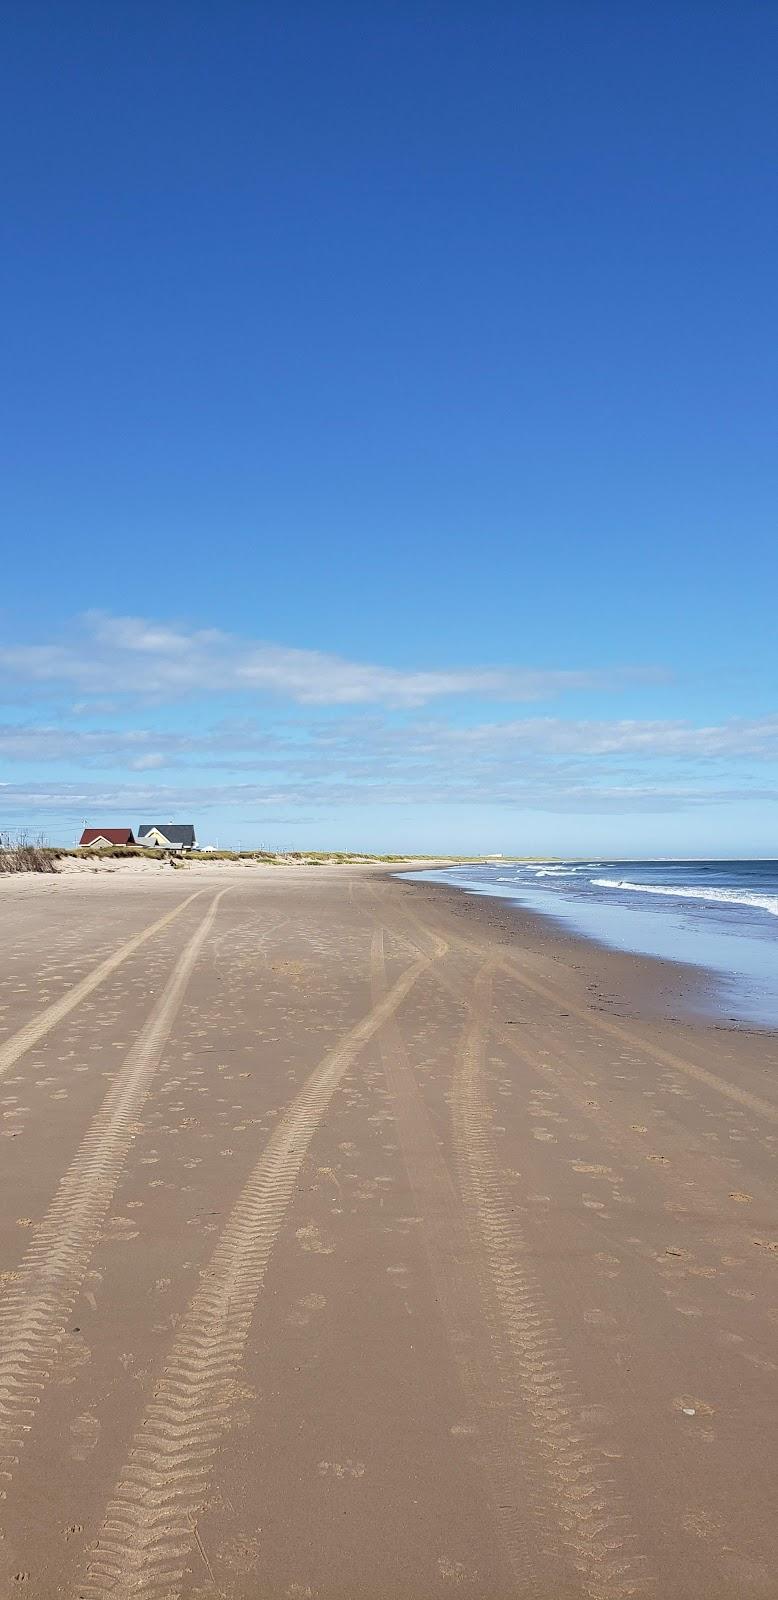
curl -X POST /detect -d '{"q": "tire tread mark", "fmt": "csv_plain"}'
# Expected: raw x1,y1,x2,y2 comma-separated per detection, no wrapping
386,883,778,1124
499,959,778,1126
0,891,203,1082
79,948,432,1600
385,895,777,1215
453,966,646,1600
0,890,228,1505
370,927,548,1595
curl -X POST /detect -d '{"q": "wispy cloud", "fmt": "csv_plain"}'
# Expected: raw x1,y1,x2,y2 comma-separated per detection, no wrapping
2,707,777,833
1,776,775,832
424,714,778,759
3,712,778,787
2,612,775,838
0,611,664,709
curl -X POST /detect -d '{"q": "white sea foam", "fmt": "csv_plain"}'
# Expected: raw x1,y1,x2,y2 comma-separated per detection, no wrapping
526,866,578,878
591,879,778,918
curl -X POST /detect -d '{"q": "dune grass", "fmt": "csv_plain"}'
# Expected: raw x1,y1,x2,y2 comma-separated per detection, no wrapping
0,833,58,873
1,837,532,875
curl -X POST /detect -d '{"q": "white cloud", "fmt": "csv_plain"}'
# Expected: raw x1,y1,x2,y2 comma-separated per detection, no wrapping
429,714,778,758
1,709,776,831
2,617,774,837
3,710,778,781
0,611,664,708
1,776,775,832
128,753,166,771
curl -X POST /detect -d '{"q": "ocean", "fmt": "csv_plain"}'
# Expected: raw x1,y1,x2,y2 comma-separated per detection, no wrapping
405,859,778,1027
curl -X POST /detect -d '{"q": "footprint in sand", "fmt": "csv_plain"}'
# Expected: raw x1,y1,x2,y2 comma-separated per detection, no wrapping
317,1459,365,1479
286,1292,327,1327
583,1308,617,1328
296,1224,334,1255
70,1410,100,1460
437,1556,471,1582
56,1333,91,1385
104,1216,139,1242
216,1534,262,1574
681,1507,720,1539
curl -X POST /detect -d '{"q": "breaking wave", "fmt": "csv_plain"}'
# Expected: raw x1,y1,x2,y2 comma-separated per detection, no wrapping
591,879,778,918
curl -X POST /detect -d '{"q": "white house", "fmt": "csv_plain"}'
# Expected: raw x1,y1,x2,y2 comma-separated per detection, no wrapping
137,824,197,852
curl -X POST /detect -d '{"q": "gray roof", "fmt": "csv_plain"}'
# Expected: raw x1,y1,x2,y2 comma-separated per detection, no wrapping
138,824,196,846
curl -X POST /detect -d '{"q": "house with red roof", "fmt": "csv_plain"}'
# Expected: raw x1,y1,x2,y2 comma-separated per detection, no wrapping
78,827,136,848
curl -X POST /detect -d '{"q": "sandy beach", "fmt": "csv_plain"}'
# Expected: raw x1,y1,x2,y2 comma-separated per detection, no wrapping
0,862,776,1599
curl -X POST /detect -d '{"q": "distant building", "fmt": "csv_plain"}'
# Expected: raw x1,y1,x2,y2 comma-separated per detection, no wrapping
79,827,136,848
137,824,197,852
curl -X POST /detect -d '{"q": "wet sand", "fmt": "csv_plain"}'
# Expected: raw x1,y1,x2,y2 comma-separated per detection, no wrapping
0,864,776,1598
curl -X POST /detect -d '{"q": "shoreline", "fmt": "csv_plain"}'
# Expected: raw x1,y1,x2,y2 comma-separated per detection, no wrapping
4,853,774,1037
395,867,778,1038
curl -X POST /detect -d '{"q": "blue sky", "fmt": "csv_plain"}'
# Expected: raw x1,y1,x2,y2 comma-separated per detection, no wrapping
1,2,777,854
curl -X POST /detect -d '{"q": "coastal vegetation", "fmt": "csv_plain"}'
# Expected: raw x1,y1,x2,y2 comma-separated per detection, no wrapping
0,833,58,873
0,834,550,874
0,838,435,873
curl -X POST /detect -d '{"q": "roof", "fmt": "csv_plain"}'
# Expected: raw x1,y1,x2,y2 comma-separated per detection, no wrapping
79,828,135,846
138,824,196,846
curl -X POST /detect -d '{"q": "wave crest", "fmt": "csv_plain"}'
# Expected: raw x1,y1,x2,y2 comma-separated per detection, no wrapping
591,879,778,918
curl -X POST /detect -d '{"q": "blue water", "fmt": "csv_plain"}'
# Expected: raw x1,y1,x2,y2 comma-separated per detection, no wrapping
404,860,778,1028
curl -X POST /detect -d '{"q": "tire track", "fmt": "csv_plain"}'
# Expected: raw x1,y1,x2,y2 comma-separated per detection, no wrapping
0,891,203,1083
452,965,646,1600
498,959,778,1126
0,890,228,1511
386,890,777,1581
79,945,434,1600
492,999,778,1212
388,883,778,1125
369,927,544,1594
385,894,778,1213
383,895,778,1566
